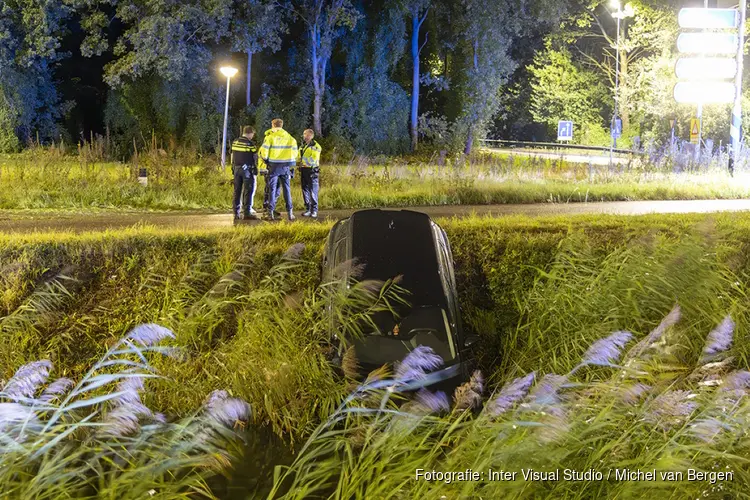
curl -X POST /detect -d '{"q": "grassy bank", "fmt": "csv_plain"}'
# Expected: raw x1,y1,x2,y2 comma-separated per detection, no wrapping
4,213,750,497
3,214,750,431
2,154,750,212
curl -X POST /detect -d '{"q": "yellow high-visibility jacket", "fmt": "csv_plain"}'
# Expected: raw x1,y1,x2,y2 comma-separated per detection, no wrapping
299,140,322,169
260,128,298,166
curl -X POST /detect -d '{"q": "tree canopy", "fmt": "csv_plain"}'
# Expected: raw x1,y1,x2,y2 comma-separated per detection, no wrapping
0,0,746,155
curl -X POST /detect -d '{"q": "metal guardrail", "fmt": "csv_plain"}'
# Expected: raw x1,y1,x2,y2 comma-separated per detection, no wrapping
480,139,639,156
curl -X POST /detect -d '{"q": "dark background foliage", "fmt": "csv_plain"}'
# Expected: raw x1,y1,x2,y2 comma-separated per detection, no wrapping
1,0,742,157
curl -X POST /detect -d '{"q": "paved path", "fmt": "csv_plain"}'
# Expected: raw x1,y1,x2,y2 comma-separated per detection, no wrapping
482,147,631,166
2,199,750,233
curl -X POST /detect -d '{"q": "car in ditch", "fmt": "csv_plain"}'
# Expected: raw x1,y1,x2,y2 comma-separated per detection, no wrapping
322,209,477,391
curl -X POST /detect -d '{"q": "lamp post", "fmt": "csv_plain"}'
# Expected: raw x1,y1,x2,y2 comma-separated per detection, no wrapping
609,1,635,165
220,66,238,170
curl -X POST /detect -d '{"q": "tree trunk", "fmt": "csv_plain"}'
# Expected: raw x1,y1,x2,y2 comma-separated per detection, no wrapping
311,29,323,136
410,14,420,152
464,39,479,155
619,51,629,131
246,50,253,107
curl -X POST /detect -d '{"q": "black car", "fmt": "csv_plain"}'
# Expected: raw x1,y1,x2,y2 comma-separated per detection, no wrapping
322,209,476,390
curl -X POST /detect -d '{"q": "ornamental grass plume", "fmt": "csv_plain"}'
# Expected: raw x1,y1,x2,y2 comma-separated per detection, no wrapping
203,389,251,429
0,402,39,433
646,390,698,429
394,346,444,381
573,331,633,372
527,374,567,407
701,316,735,363
618,383,651,405
101,375,163,436
413,389,450,414
624,304,681,362
486,371,536,416
127,323,175,347
2,360,53,400
0,323,248,497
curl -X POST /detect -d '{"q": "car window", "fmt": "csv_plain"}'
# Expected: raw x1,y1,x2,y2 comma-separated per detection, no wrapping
433,224,458,322
334,238,348,268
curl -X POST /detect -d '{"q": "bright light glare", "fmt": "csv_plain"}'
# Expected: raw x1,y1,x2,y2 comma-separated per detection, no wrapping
678,8,738,29
609,0,620,9
677,33,738,55
675,58,737,80
673,82,735,104
220,66,238,78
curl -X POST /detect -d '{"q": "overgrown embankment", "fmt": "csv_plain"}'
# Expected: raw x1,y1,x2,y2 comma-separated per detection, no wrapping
2,214,749,441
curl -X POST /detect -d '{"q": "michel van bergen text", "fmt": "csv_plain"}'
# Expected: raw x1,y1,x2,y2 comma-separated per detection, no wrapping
415,468,733,484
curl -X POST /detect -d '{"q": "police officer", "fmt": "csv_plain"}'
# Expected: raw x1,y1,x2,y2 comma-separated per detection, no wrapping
260,118,298,221
261,128,281,217
299,129,322,218
230,125,258,219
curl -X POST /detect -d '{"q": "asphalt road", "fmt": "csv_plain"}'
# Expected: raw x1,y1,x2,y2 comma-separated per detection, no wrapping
2,199,750,234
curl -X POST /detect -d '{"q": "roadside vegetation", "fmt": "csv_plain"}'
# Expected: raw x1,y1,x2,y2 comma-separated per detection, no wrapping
1,150,748,212
2,213,750,497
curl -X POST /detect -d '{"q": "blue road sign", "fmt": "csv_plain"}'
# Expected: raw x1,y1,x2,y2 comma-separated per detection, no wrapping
611,118,622,139
557,121,573,141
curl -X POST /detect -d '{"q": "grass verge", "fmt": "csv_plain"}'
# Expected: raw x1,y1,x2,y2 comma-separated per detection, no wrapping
2,157,750,212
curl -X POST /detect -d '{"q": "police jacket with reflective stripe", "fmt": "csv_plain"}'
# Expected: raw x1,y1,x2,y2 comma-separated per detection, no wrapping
260,128,298,166
231,137,258,167
299,140,322,168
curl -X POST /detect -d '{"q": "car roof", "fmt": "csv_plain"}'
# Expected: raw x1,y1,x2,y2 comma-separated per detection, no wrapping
347,210,447,308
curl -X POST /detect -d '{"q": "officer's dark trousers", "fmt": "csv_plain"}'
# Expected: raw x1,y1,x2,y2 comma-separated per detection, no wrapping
267,165,293,214
263,174,281,210
300,168,319,213
233,166,256,216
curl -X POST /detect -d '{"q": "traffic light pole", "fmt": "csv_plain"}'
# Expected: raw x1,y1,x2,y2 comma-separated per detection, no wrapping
730,0,746,174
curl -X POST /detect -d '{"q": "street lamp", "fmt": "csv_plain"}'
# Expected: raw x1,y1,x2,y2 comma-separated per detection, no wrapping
220,66,238,170
609,1,635,164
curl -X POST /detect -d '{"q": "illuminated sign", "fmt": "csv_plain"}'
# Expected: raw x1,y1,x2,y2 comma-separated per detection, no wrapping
678,8,738,29
675,58,737,80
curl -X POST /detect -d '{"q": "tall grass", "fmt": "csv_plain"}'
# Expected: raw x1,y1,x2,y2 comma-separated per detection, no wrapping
272,306,750,499
0,323,250,499
3,213,750,441
2,151,750,211
3,214,750,496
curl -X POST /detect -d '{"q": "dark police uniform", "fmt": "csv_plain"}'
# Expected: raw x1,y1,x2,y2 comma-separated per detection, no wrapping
231,136,258,218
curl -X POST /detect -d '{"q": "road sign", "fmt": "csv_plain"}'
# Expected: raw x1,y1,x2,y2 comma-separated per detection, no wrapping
677,33,738,55
611,118,622,139
675,58,737,80
557,121,573,141
669,119,676,130
690,119,700,144
673,81,736,104
678,8,738,29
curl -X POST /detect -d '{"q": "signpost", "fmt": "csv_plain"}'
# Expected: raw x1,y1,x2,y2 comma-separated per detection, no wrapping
677,33,738,54
678,8,738,29
690,119,700,144
673,82,736,103
557,121,573,142
670,119,676,155
675,58,737,80
674,4,746,171
611,118,622,140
